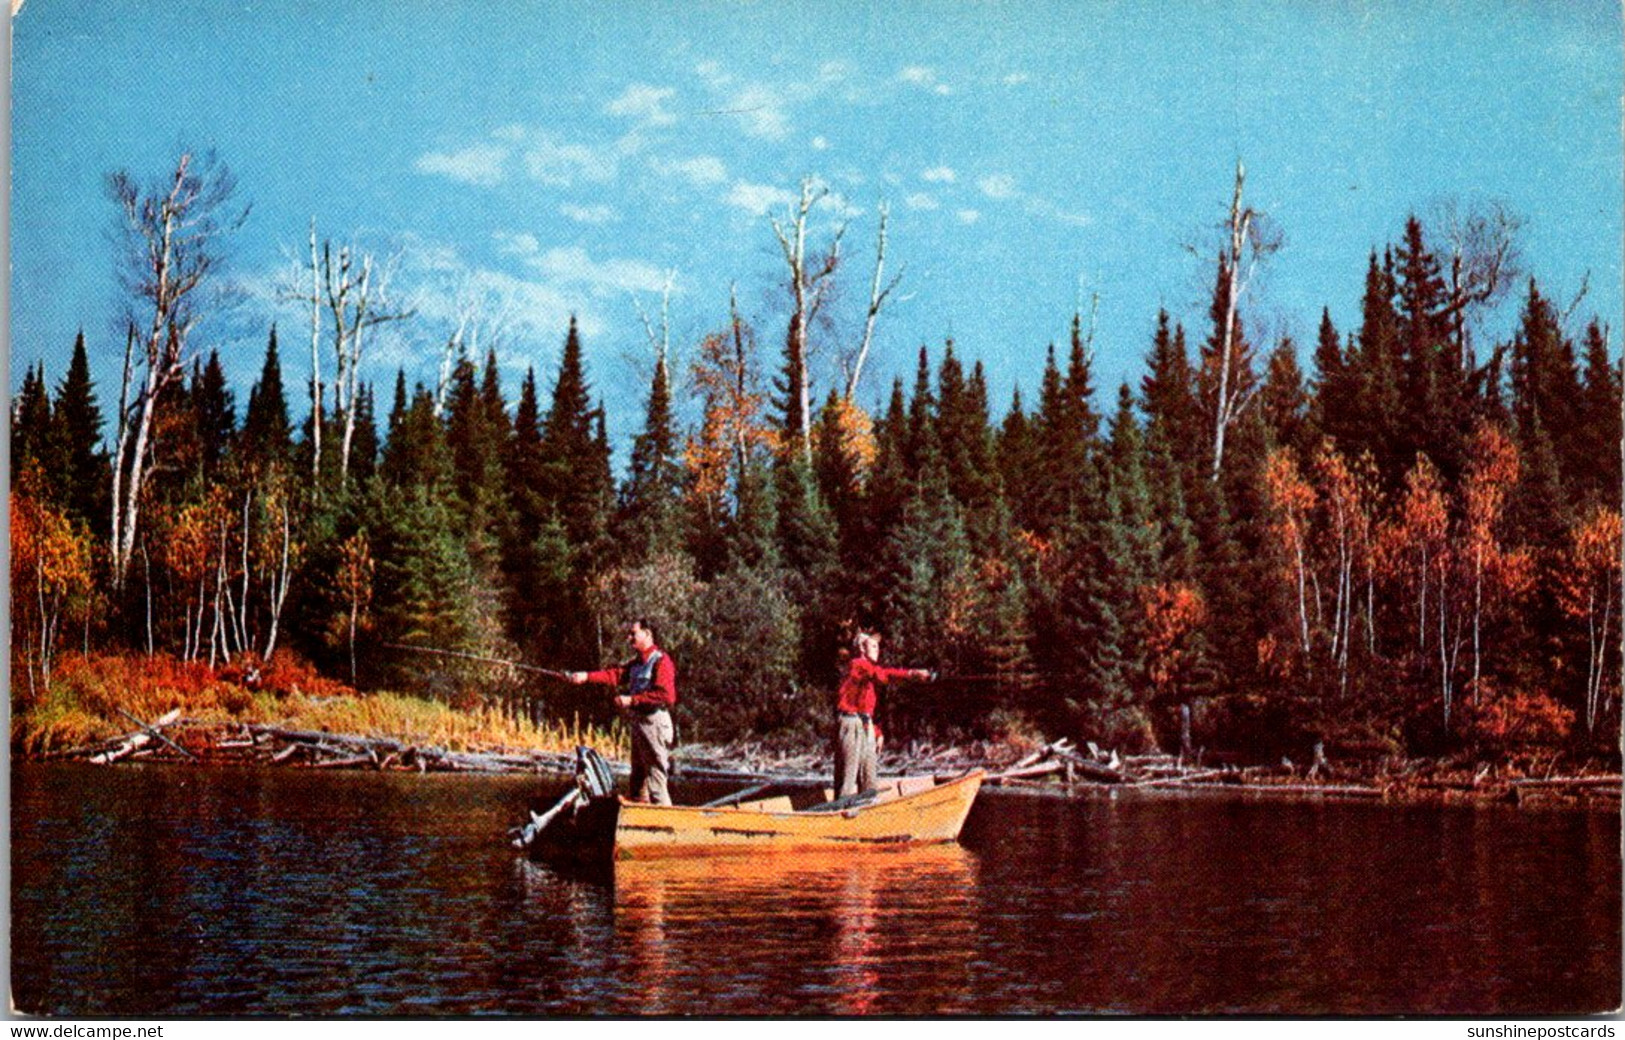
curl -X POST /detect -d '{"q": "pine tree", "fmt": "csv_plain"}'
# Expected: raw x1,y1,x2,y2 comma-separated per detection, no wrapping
50,331,109,535
619,351,685,561
995,388,1034,515
12,362,53,489
540,317,613,560
1394,215,1468,479
348,384,380,486
192,349,236,482
1261,337,1310,457
937,346,996,517
1310,308,1353,446
1349,250,1406,483
1509,278,1584,501
443,350,508,571
241,326,293,470
381,384,452,491
1576,320,1621,510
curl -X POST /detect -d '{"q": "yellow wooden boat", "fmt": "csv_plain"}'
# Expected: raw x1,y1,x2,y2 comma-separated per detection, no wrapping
514,750,983,863
613,771,984,859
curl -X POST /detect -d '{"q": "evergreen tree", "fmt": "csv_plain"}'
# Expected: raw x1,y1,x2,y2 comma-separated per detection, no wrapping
348,384,380,486
12,362,53,488
443,350,508,570
1509,279,1584,500
1576,319,1621,509
1310,308,1354,446
192,349,236,482
937,346,996,517
381,384,453,491
540,317,613,560
241,326,293,469
995,388,1035,514
619,351,685,560
1260,337,1311,457
1349,250,1407,482
1141,311,1199,472
50,331,109,535
1393,216,1468,479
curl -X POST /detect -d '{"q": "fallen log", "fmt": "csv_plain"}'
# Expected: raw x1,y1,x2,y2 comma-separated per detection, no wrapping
1509,775,1622,789
114,707,196,760
1134,768,1227,788
991,759,1065,782
310,754,375,770
1177,781,1383,799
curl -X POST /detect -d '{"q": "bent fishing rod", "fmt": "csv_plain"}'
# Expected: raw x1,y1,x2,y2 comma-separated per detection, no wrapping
381,642,570,679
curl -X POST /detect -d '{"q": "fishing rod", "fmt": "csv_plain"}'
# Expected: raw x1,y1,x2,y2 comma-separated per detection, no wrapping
382,642,570,679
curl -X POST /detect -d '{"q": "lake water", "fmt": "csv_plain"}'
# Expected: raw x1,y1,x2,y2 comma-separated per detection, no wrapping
10,762,1620,1015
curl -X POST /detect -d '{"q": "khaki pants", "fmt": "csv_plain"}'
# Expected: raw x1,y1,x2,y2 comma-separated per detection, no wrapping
834,714,876,797
629,709,673,805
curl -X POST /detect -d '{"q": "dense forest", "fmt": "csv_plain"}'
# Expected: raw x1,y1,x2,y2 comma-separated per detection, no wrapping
10,155,1622,763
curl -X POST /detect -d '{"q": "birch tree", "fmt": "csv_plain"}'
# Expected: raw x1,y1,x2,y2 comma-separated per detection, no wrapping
106,150,247,590
1205,160,1279,481
771,178,845,460
282,226,413,485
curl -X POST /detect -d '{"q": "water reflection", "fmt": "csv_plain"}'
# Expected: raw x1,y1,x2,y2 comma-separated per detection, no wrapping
606,845,979,1015
11,765,1619,1016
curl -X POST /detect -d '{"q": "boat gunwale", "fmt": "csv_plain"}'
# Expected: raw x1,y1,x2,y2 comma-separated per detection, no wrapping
616,768,985,822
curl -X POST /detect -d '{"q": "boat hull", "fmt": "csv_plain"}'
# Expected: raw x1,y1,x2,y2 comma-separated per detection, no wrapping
612,770,984,859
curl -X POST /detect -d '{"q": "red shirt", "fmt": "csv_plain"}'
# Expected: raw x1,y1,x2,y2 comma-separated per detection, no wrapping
836,656,914,716
586,647,678,709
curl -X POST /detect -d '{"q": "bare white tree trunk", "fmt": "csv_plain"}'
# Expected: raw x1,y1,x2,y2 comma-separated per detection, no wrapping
772,177,845,461
1211,161,1256,482
308,220,324,487
263,504,293,661
845,202,903,400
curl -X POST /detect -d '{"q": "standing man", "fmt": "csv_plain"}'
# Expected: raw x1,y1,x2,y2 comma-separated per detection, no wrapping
568,619,677,805
834,631,931,797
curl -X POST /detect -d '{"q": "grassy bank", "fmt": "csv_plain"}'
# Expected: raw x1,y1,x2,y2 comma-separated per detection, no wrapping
11,652,627,761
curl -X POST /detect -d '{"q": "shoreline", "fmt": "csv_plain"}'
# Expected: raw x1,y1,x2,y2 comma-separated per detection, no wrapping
18,713,1620,813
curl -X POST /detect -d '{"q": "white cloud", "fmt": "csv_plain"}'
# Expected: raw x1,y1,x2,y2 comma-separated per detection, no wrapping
956,209,981,224
904,192,939,211
520,131,618,186
978,174,1018,199
1003,72,1031,86
811,136,830,151
899,65,952,94
561,203,617,224
532,246,670,295
695,60,730,87
606,83,678,127
921,165,956,183
726,180,797,216
414,142,509,186
652,155,728,186
494,231,542,256
730,83,791,139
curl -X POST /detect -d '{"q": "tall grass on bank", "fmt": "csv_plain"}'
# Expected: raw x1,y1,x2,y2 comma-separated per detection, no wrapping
10,652,627,760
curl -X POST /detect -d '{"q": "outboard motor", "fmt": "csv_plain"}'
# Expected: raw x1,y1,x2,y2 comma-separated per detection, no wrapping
575,746,616,799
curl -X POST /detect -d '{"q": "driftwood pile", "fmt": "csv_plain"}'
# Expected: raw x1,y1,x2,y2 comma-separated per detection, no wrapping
41,712,598,776
38,711,1621,808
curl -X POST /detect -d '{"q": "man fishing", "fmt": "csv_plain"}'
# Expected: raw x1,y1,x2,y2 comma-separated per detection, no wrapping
567,619,677,806
834,630,931,798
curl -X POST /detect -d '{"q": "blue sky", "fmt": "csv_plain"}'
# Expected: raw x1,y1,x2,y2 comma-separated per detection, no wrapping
10,1,1622,462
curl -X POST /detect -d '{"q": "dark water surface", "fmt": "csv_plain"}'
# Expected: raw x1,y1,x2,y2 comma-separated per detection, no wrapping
10,762,1620,1015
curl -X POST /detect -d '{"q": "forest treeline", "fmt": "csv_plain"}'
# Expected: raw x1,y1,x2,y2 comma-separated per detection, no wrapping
10,155,1622,762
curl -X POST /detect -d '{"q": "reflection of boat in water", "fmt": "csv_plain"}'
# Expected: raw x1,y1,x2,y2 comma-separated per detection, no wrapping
514,748,983,863
612,843,981,1015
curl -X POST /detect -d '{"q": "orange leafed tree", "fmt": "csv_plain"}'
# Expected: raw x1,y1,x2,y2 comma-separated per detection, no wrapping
1458,421,1532,705
1557,507,1622,735
11,485,95,698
